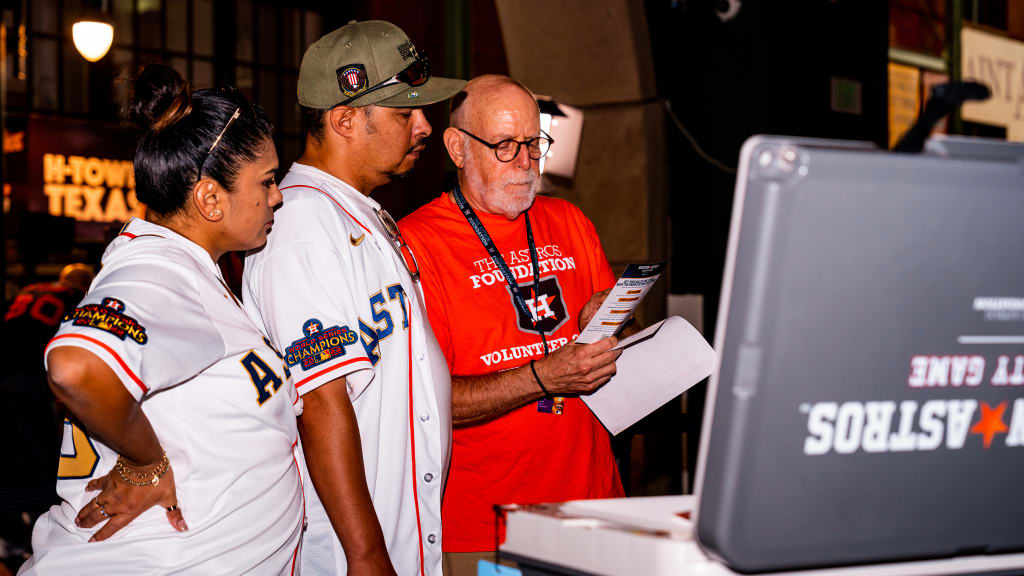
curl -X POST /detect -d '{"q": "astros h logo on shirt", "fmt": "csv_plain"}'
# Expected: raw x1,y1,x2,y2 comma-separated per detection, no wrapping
510,276,569,334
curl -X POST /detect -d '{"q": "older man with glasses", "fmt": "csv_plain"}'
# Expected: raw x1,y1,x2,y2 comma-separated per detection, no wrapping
400,74,635,576
241,20,464,576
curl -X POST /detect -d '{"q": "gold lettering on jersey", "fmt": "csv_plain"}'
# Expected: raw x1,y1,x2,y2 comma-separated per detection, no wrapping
42,154,143,223
58,419,100,479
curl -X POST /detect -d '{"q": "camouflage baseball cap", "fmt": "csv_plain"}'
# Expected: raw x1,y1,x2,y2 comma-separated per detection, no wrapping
297,20,466,109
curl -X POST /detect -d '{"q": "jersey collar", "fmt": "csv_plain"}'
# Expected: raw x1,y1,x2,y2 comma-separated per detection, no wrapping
104,218,224,278
288,162,383,213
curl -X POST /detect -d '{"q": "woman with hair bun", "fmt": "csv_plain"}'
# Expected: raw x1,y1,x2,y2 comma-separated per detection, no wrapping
19,64,302,574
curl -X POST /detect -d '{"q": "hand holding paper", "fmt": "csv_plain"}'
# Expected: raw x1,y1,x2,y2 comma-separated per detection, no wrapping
533,336,621,396
569,262,714,434
577,288,613,332
582,316,716,435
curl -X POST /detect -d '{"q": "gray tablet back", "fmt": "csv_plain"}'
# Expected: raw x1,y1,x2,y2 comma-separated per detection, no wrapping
694,135,1024,573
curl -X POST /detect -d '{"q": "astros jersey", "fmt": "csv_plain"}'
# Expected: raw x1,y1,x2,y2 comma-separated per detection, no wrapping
242,163,451,576
22,218,303,575
400,192,624,552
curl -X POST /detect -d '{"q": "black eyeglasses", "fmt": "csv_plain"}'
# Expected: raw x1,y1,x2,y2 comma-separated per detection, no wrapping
336,53,431,108
375,209,420,283
458,128,554,163
197,107,240,180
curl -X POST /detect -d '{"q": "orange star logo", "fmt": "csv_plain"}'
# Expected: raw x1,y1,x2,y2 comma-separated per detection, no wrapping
969,402,1009,449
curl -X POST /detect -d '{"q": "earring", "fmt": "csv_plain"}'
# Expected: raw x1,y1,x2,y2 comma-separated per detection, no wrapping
209,209,222,218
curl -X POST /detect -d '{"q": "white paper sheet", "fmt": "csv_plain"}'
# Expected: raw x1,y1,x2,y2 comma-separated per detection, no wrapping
582,315,716,435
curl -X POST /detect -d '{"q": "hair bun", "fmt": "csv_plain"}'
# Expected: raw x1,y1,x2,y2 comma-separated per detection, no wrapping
127,64,193,132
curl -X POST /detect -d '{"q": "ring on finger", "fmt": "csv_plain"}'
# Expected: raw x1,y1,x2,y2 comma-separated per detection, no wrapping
166,504,178,512
96,500,109,518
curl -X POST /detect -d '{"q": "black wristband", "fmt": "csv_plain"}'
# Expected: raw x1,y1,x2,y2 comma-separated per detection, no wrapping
530,360,550,397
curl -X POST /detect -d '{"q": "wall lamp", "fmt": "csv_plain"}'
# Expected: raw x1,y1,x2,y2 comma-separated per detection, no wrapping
73,0,114,62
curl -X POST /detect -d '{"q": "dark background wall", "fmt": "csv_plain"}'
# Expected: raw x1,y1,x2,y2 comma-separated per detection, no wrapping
642,0,888,487
646,0,888,334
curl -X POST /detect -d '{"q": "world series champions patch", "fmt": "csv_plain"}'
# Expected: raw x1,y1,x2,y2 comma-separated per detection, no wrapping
285,318,359,370
63,297,148,345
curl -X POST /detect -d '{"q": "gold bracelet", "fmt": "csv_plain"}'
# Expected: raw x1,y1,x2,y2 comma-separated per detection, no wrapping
118,450,167,478
115,450,170,487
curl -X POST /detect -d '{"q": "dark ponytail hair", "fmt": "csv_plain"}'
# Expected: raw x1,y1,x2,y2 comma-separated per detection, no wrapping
126,64,273,216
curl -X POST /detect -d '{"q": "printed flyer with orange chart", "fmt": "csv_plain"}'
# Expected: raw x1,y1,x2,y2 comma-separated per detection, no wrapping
577,261,667,344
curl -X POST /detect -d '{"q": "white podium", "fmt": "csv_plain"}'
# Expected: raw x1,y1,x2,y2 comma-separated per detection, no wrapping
500,496,1024,576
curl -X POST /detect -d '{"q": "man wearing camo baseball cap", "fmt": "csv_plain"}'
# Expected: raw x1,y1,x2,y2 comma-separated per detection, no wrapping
298,20,465,109
242,20,464,576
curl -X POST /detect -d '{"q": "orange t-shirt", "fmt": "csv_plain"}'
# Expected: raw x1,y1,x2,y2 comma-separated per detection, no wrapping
400,192,624,552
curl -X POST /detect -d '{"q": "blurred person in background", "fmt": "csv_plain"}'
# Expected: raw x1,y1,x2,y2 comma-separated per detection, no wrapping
1,264,93,574
19,64,303,574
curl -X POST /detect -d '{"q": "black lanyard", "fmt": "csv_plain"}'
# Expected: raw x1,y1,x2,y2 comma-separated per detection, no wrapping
452,184,549,357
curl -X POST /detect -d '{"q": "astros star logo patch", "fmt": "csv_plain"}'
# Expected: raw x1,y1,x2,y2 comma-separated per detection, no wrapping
101,297,125,312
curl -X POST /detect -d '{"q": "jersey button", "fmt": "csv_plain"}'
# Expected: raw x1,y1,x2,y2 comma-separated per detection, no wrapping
423,472,433,483
427,534,437,544
419,412,430,422
416,352,425,361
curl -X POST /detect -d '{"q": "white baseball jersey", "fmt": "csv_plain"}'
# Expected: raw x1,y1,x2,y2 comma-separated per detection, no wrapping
22,218,304,576
242,163,451,576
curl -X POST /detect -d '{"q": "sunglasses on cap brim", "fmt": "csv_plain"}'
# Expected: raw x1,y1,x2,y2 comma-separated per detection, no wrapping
335,53,431,108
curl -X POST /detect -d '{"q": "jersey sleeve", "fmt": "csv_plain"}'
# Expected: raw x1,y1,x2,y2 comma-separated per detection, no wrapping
45,258,226,402
246,240,375,399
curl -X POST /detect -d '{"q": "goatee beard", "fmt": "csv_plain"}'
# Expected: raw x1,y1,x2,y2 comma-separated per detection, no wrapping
387,138,427,182
464,161,539,218
387,168,414,182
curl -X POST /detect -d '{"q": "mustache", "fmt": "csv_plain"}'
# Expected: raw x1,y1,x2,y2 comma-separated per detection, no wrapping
406,137,428,154
502,171,537,186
